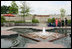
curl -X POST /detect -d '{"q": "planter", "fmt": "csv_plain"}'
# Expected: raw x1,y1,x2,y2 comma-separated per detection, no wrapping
9,22,15,26
1,23,4,26
3,22,9,27
4,22,15,27
67,23,71,26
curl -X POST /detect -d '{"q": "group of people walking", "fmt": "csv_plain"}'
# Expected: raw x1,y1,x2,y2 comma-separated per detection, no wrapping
55,18,68,27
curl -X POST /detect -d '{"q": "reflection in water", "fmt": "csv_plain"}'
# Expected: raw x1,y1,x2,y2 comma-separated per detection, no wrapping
1,39,13,48
1,28,71,48
1,36,18,48
48,28,71,48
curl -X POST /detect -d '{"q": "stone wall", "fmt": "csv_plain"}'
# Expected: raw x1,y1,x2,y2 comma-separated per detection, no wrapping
1,14,33,22
35,17,49,23
1,14,71,23
35,15,71,23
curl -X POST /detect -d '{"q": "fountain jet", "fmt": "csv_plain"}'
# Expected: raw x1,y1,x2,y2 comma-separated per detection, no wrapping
36,27,53,36
41,27,48,36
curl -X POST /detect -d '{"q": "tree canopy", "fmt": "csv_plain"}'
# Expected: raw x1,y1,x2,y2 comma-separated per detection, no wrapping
60,8,66,19
20,1,30,17
1,5,10,14
9,1,18,14
1,1,18,14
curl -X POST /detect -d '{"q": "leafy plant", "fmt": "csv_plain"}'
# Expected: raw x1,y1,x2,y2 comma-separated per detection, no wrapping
1,16,6,23
9,1,18,14
68,20,71,24
1,6,10,14
14,21,25,23
5,21,15,23
51,18,55,23
48,18,52,23
32,19,39,23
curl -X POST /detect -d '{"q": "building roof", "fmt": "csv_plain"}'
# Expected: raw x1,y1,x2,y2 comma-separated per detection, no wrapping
35,15,50,17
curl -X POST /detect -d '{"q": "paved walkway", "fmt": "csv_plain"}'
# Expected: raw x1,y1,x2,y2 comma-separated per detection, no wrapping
1,30,17,35
1,27,15,30
1,26,71,31
26,42,64,48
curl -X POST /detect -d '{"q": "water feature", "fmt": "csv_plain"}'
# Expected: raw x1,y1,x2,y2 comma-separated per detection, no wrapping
1,28,71,48
1,37,19,48
1,28,40,48
43,27,45,33
34,27,53,37
13,28,71,48
40,27,49,36
46,28,71,48
1,39,13,48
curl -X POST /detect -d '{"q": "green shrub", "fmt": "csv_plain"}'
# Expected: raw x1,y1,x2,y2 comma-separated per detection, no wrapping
32,19,39,23
10,21,15,22
51,18,55,23
48,18,52,23
1,16,6,23
68,20,71,24
5,21,25,23
15,21,25,23
5,21,15,23
5,21,9,23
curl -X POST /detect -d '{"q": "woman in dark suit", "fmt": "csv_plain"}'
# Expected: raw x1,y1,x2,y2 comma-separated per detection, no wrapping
65,18,68,27
61,19,64,27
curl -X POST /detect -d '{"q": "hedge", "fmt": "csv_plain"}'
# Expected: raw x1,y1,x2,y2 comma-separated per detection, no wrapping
32,19,39,23
1,16,6,23
68,20,71,24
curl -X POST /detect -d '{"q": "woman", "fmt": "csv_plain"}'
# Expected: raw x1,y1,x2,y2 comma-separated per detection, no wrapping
55,18,58,27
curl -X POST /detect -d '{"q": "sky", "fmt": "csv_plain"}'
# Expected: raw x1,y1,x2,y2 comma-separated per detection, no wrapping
1,1,71,15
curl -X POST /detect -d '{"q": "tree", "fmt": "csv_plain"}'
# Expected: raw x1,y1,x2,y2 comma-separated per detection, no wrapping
9,1,18,14
20,1,30,22
60,8,66,20
1,5,10,14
